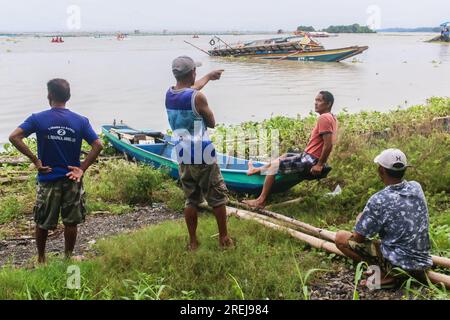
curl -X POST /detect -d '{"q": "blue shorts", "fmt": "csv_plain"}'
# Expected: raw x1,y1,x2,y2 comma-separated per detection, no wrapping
278,152,318,175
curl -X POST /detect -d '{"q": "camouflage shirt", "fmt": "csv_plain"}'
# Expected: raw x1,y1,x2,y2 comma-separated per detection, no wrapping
354,180,433,270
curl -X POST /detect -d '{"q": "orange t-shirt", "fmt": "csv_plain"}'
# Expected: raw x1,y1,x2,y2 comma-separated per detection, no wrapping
304,113,338,159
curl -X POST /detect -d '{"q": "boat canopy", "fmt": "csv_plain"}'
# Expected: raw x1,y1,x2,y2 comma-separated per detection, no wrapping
440,22,450,27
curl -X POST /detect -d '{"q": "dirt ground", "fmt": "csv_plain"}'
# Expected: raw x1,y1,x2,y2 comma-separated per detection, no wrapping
0,204,181,268
309,267,405,300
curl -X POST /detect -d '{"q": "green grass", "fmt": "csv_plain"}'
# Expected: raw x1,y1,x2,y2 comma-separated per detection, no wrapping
0,216,332,300
0,160,184,225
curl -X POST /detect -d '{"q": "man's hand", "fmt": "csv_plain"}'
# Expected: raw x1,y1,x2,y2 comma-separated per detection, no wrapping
66,166,84,182
310,164,324,176
207,69,224,81
192,69,225,90
34,159,52,174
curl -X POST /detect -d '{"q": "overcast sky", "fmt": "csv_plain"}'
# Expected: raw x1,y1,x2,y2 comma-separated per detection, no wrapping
0,0,448,32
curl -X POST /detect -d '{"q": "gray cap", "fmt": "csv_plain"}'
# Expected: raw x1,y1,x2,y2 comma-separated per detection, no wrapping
172,56,202,77
374,148,410,171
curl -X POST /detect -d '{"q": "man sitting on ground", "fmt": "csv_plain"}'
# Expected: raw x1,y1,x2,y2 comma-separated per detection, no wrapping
335,149,433,287
243,91,338,208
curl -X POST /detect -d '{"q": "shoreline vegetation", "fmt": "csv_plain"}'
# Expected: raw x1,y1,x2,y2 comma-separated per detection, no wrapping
0,97,449,299
297,24,376,33
1,26,441,38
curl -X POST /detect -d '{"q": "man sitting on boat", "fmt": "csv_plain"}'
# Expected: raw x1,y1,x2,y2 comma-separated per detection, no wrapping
243,91,337,208
335,149,432,288
166,56,233,250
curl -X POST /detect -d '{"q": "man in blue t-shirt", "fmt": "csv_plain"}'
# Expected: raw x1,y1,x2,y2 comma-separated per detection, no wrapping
9,79,103,264
335,149,432,288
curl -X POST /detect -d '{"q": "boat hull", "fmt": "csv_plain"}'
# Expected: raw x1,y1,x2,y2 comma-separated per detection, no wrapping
427,35,450,43
210,46,368,62
248,46,369,62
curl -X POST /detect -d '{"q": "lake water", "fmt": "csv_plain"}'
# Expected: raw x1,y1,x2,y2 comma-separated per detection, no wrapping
0,33,449,143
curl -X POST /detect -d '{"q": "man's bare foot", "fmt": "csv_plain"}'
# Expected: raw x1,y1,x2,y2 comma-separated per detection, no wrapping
37,257,46,264
246,161,260,176
219,236,235,249
242,199,266,209
67,255,86,262
187,241,199,251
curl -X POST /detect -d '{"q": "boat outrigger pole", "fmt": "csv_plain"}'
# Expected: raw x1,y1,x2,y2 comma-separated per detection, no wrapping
183,40,211,56
212,35,233,50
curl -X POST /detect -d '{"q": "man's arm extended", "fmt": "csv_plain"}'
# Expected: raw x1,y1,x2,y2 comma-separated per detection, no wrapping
191,70,224,91
66,139,103,182
310,133,333,175
195,92,215,129
9,128,51,173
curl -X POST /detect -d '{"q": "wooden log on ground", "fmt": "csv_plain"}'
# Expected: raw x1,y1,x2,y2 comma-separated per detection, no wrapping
0,158,30,166
0,170,33,175
266,197,304,208
0,176,30,184
227,206,450,289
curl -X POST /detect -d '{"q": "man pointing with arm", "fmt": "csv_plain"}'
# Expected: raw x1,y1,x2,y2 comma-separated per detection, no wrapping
165,56,233,250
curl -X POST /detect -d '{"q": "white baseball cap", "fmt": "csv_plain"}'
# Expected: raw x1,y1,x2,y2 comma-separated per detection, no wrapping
374,148,410,171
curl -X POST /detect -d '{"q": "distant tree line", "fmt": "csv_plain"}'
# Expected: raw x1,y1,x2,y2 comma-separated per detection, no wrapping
296,26,316,32
296,23,376,33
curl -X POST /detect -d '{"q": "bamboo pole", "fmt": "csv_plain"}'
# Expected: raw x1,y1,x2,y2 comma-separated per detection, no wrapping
431,256,450,269
232,201,450,269
226,206,343,256
0,159,29,165
226,206,450,289
183,40,211,56
0,176,30,184
267,196,304,208
260,207,450,269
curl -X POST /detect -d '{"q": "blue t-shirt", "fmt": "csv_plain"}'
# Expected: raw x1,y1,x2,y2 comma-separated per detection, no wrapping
19,108,98,182
354,180,433,270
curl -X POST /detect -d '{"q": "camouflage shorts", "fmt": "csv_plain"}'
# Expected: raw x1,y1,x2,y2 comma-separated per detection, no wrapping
348,237,394,274
179,163,228,208
34,178,86,230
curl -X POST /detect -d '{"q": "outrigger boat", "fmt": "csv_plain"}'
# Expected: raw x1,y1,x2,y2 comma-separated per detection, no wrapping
427,21,450,43
208,35,368,62
102,124,331,194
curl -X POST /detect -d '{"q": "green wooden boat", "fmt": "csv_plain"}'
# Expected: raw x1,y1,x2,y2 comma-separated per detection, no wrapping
102,124,331,194
208,36,368,62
